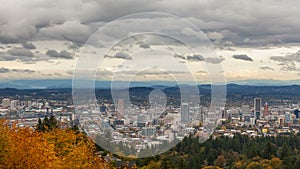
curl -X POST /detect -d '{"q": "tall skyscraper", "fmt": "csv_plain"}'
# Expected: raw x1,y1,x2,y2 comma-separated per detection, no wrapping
181,103,190,122
263,102,269,117
254,98,262,119
100,105,106,113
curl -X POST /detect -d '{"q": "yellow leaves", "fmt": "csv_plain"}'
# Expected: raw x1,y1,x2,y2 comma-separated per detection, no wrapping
202,166,222,169
0,120,110,169
1,123,60,168
143,161,161,169
233,157,282,169
269,158,282,169
234,161,244,169
221,126,227,131
245,162,262,169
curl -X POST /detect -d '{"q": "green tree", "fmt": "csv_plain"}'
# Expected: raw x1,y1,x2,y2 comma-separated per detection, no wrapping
279,142,292,159
36,115,59,132
262,142,275,159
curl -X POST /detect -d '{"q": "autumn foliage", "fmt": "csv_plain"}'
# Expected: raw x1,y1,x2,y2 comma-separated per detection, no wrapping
0,119,110,169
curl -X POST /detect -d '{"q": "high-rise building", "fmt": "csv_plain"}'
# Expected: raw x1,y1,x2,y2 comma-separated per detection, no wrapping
255,111,260,120
293,109,300,119
196,107,204,121
285,112,292,123
240,105,251,117
10,100,17,110
27,101,32,109
254,98,262,119
263,102,269,117
181,103,190,122
117,99,124,114
100,105,106,113
141,127,156,137
2,98,10,108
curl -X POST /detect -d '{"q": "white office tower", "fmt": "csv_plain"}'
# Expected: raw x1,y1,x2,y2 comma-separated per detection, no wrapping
27,101,32,109
2,98,10,108
181,103,190,122
10,100,17,110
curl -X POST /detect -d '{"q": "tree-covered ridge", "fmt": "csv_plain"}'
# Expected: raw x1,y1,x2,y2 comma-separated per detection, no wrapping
3,116,300,169
137,134,300,169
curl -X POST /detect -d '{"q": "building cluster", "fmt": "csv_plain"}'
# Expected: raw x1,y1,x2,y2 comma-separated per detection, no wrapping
218,97,300,137
2,94,300,153
0,97,75,128
78,98,222,154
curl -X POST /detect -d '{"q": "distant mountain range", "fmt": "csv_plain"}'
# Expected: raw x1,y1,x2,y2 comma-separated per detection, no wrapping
1,79,300,89
230,79,300,86
0,79,178,89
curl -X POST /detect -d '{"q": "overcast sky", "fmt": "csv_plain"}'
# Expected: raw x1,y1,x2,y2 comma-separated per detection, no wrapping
1,0,300,83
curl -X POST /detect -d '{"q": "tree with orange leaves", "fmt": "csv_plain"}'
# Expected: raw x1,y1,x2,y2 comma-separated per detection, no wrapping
0,119,111,169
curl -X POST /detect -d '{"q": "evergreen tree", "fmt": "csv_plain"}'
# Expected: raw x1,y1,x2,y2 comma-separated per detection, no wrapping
36,115,58,132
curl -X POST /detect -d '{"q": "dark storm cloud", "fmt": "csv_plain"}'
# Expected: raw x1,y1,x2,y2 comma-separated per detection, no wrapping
47,72,63,77
38,20,93,45
0,47,43,62
118,69,187,76
46,49,73,59
105,52,132,60
232,54,253,61
280,64,298,72
0,67,9,73
22,43,36,50
260,66,274,70
186,54,204,62
7,47,34,57
270,50,300,72
11,69,35,73
0,55,19,61
197,71,207,74
270,56,287,63
205,56,225,64
174,53,224,64
173,53,185,60
139,42,150,49
270,50,300,63
0,67,35,73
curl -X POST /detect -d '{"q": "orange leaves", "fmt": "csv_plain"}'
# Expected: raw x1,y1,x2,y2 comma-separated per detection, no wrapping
1,122,58,168
0,120,110,169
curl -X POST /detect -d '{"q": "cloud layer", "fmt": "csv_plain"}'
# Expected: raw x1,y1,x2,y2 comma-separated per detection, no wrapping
46,49,73,59
1,1,300,81
0,0,300,47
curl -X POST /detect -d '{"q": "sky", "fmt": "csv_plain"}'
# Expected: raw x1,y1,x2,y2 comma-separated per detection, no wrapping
1,0,300,83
